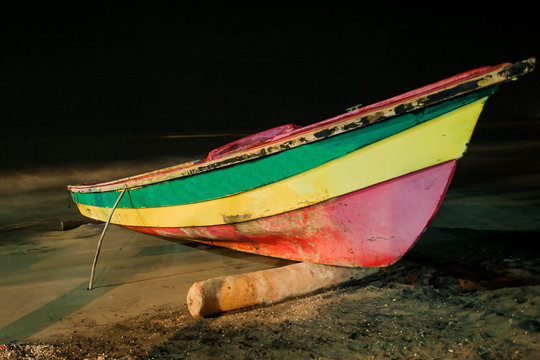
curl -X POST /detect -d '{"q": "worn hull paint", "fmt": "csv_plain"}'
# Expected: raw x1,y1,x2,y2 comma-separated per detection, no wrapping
74,97,484,227
124,161,457,267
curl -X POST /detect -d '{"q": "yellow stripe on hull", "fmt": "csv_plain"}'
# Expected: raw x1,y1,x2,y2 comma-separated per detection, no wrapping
77,98,486,227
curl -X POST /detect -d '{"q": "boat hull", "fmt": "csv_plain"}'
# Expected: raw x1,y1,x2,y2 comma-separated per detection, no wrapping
124,161,456,267
66,59,535,267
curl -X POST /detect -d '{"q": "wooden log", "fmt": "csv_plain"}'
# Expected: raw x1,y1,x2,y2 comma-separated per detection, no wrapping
60,218,101,231
186,262,379,318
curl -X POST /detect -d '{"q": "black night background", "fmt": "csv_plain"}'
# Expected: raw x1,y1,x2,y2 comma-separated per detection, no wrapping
2,4,539,137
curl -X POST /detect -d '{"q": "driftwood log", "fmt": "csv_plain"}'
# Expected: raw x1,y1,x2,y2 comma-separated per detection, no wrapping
186,262,379,318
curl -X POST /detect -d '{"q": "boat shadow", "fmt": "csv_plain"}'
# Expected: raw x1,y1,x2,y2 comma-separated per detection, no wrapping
0,282,113,344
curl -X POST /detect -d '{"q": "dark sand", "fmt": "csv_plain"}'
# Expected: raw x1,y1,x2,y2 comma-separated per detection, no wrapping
1,119,539,359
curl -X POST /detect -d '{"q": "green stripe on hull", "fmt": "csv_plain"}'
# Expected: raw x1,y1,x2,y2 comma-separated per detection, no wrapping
72,88,496,209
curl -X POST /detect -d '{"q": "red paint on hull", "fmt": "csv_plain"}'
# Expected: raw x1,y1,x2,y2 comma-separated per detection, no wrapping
124,161,457,267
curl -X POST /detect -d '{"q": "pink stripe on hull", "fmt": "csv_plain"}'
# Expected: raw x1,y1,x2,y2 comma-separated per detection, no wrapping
124,161,457,267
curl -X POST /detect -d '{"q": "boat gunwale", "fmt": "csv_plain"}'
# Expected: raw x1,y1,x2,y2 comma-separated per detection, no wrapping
67,58,535,194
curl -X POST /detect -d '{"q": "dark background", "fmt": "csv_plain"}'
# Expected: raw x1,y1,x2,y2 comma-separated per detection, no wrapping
1,3,538,137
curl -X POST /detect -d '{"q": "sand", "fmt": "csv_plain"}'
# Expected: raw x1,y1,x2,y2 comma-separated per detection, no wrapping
1,121,539,359
2,226,539,360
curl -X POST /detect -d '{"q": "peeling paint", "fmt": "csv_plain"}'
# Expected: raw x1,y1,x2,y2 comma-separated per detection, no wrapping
68,59,534,194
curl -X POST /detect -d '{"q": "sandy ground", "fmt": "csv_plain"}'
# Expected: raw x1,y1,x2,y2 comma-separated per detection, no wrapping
1,227,539,360
1,119,539,359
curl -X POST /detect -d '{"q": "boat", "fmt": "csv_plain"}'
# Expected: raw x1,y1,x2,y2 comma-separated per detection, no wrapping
68,58,535,267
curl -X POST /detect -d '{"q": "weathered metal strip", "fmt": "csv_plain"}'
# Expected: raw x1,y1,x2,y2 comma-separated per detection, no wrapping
67,58,534,194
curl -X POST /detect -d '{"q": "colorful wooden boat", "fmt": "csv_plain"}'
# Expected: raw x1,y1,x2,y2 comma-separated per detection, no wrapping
68,58,535,267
